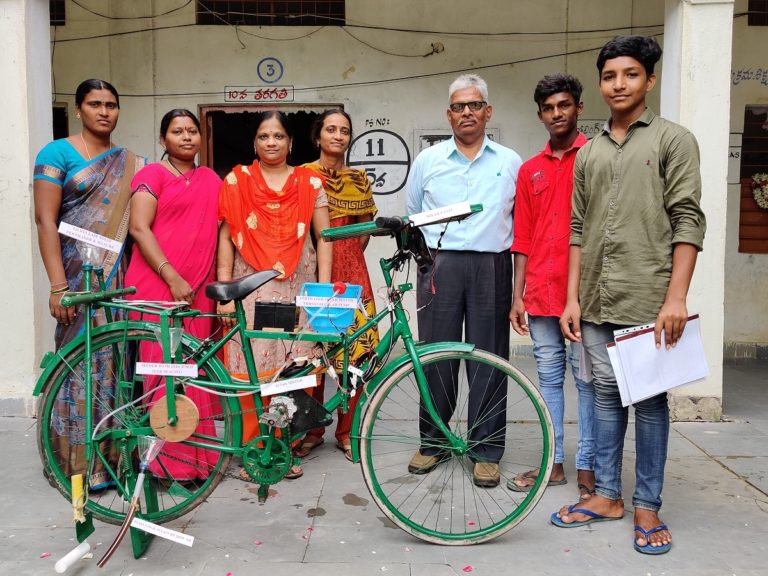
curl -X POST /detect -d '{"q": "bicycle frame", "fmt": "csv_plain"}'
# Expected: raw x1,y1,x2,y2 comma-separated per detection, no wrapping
35,204,561,549
35,225,473,470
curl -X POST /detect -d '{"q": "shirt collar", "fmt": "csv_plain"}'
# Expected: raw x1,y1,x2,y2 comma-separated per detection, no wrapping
447,135,496,159
542,132,588,157
602,107,657,134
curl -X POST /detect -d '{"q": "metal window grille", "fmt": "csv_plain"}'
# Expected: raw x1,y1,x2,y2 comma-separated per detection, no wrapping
197,1,345,26
748,0,768,26
50,0,65,26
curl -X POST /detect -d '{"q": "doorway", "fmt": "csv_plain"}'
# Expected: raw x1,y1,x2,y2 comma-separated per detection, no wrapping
199,104,341,178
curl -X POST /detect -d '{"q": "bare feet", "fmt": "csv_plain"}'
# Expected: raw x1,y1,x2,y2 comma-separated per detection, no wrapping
577,468,596,501
554,495,625,525
549,463,566,483
634,508,672,549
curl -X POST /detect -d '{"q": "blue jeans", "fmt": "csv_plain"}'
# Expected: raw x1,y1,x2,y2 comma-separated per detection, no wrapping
528,315,595,470
581,321,669,512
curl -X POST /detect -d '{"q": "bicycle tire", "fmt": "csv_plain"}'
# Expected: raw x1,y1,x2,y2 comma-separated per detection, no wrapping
37,324,237,525
359,348,553,544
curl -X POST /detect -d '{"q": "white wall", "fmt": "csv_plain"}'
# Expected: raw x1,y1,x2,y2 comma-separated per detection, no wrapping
12,0,757,414
47,0,668,347
0,0,52,414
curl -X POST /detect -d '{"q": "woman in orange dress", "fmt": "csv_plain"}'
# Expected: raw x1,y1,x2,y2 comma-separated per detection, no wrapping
301,109,379,461
217,110,332,479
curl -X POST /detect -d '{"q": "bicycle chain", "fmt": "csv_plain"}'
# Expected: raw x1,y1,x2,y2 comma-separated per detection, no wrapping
136,405,294,483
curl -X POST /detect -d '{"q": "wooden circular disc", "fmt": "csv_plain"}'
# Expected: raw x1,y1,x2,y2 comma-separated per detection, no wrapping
149,395,200,442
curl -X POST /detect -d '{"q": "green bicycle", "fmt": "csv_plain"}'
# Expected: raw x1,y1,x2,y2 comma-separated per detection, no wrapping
34,209,553,546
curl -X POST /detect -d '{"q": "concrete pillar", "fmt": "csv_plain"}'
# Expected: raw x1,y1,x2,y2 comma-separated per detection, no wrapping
661,0,734,420
0,0,53,415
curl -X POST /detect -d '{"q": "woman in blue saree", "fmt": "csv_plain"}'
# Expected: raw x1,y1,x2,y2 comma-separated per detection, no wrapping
34,79,144,487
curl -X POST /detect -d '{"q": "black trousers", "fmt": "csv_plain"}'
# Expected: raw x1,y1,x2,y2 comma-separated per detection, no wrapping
416,250,512,463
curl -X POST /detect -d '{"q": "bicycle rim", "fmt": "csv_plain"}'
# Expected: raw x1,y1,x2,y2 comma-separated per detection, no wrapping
37,325,235,524
359,348,553,544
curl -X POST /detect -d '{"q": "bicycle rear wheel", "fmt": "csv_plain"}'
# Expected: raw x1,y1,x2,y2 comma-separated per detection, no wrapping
359,348,553,544
37,324,236,524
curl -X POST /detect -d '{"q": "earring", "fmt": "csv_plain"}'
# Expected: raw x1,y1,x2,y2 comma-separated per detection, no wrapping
76,113,81,119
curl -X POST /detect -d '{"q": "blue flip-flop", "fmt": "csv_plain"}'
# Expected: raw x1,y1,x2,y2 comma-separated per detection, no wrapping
634,524,672,555
550,504,623,528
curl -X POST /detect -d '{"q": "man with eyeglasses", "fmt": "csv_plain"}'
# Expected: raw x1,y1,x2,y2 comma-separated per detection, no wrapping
406,73,522,488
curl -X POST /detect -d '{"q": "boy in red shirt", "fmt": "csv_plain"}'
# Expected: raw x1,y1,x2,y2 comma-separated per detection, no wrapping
508,74,595,501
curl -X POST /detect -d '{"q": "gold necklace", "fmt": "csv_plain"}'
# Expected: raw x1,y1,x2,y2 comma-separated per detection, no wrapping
167,157,196,186
80,133,112,161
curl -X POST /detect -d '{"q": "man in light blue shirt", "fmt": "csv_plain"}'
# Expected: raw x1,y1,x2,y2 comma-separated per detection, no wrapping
406,74,521,488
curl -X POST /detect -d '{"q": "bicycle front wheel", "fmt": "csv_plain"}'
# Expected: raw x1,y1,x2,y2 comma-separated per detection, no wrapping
359,348,553,544
37,324,236,525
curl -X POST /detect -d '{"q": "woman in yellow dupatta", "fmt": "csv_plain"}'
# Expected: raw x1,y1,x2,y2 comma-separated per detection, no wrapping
217,110,332,480
301,109,379,462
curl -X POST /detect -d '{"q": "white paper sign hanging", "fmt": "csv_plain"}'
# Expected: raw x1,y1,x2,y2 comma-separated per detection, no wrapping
58,222,123,253
131,517,194,547
136,362,199,377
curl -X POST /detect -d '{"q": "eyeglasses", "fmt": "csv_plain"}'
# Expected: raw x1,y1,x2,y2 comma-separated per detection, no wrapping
448,101,487,113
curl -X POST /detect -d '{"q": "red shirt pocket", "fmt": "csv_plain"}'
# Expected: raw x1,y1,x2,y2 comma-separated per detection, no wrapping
531,169,550,195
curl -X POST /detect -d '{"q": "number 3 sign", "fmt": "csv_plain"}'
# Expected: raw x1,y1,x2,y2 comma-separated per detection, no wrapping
347,130,410,195
257,57,284,84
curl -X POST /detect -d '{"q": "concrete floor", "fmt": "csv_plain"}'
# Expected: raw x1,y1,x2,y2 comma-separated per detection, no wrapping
1,357,766,575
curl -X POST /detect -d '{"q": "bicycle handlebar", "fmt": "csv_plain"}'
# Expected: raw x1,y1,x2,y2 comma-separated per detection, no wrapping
322,203,483,243
374,216,407,232
60,286,137,308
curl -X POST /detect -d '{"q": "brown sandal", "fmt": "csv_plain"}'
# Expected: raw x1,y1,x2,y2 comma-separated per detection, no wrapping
284,465,304,480
292,435,324,458
336,439,353,462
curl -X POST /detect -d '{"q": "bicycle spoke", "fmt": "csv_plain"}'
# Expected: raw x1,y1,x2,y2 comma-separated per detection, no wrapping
360,349,553,544
37,326,234,525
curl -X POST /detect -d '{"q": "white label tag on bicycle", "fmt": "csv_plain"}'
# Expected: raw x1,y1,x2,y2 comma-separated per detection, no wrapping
131,517,194,547
409,201,472,227
58,222,123,253
295,296,358,309
136,362,198,377
260,374,317,397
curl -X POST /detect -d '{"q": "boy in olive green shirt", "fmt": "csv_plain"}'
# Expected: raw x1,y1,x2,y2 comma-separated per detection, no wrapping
551,36,706,556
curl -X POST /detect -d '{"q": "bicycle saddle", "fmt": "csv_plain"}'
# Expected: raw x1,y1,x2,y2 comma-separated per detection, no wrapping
205,269,281,303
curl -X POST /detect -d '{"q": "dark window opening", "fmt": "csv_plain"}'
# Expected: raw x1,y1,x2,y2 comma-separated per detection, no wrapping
203,109,319,179
748,0,768,26
53,104,68,140
50,0,65,26
738,105,768,253
197,1,345,26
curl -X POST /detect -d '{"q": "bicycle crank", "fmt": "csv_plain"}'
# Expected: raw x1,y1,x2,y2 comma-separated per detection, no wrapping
242,434,293,487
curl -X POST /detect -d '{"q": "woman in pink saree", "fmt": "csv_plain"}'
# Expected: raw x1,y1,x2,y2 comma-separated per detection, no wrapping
124,109,221,480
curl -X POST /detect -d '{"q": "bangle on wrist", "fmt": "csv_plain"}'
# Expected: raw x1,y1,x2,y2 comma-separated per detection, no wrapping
157,260,170,275
50,286,68,294
50,281,68,290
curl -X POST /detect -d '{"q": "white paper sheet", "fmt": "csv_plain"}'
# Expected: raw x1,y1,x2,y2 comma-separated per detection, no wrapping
131,517,194,547
608,315,709,406
607,342,632,407
58,221,123,253
260,374,318,397
136,362,198,378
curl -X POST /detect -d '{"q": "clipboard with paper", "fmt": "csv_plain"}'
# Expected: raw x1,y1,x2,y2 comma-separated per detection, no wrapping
607,314,709,407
